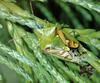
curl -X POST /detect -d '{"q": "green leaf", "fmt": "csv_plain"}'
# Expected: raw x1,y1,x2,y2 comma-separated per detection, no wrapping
62,0,100,13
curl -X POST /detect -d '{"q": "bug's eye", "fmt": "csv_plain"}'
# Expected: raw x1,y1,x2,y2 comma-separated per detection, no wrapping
44,44,52,52
45,47,50,51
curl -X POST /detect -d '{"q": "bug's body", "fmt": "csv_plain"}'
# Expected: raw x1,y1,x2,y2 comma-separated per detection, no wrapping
34,26,80,61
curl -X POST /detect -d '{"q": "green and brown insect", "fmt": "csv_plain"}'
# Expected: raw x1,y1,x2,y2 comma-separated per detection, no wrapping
34,26,80,61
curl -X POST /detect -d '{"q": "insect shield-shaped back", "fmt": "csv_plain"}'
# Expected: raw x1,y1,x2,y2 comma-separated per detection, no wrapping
34,27,56,49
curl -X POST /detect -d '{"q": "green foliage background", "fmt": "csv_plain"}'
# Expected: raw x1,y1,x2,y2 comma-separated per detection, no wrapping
0,0,100,83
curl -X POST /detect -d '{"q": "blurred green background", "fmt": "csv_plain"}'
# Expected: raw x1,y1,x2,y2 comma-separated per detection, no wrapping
0,0,100,83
